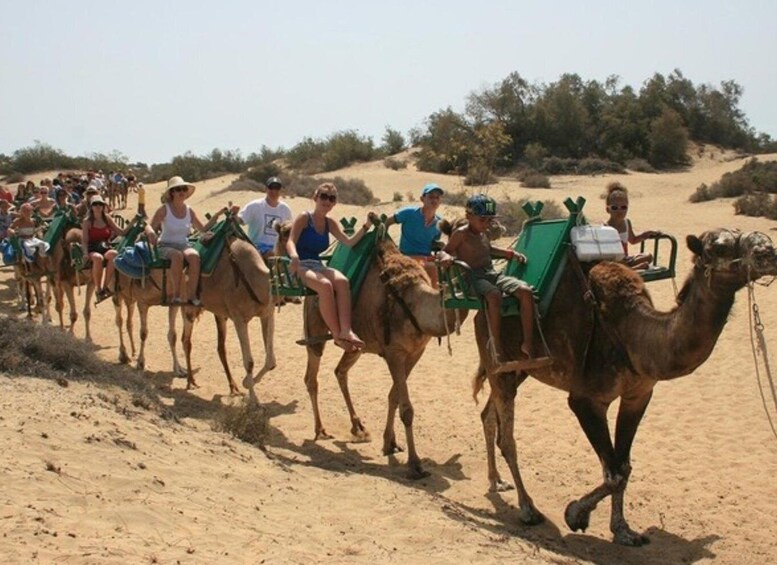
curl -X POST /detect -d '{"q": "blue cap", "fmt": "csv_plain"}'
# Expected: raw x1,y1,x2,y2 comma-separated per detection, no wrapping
420,183,444,197
466,194,498,217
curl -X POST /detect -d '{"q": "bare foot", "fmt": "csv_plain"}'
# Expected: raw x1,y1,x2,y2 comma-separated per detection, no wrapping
339,331,365,350
334,338,358,353
521,343,534,359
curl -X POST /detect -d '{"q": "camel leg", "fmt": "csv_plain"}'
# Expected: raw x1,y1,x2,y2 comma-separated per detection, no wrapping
383,383,402,454
487,371,543,524
333,349,368,440
242,312,277,398
608,392,653,546
303,341,331,440
564,393,653,545
383,351,429,480
53,281,66,330
481,393,513,493
126,300,136,358
229,318,252,396
136,305,149,371
168,305,186,377
82,284,94,342
181,309,199,390
115,295,130,364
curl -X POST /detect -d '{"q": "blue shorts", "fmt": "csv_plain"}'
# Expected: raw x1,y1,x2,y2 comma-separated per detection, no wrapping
256,242,275,255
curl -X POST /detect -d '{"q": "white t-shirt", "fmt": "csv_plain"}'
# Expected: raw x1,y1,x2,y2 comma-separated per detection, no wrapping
238,198,292,249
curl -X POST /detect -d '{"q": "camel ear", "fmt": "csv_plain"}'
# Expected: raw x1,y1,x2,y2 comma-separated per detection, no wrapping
687,235,704,257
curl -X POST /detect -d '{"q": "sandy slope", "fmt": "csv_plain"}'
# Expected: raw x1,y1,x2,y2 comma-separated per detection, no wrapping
1,149,777,564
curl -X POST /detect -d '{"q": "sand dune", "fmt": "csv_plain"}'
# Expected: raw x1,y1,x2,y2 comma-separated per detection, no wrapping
2,149,777,563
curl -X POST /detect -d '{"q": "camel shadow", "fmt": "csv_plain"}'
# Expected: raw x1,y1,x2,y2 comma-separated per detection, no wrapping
435,492,719,564
260,416,468,495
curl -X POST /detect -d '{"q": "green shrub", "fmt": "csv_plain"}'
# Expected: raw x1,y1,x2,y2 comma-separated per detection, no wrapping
495,197,564,236
689,183,715,203
392,191,403,202
242,162,283,185
215,400,269,447
577,158,625,175
520,172,551,188
3,171,25,183
734,192,777,220
523,142,549,169
381,127,406,155
626,158,655,173
272,173,376,206
444,190,471,207
384,158,407,170
11,141,75,173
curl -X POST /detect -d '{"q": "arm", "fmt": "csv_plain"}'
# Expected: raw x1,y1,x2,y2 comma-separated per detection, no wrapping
144,206,165,244
490,244,527,263
285,214,309,274
81,220,90,248
191,207,227,233
627,220,659,244
105,214,127,237
438,228,465,267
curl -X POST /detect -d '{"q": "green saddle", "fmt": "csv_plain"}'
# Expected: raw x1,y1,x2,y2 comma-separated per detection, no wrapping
42,210,79,251
271,217,381,301
440,197,585,318
191,214,251,276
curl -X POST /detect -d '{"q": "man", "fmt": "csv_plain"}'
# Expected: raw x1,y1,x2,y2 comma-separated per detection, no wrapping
237,176,292,258
385,182,444,286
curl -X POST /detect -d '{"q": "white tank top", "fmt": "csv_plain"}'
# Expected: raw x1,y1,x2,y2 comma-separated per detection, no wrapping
159,203,192,247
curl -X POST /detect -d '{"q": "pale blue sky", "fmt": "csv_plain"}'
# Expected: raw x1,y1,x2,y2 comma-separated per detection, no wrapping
2,0,775,164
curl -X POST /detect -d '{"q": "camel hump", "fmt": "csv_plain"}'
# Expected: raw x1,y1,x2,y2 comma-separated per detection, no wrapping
588,262,646,313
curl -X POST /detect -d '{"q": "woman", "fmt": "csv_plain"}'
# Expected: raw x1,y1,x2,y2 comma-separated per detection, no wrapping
144,176,228,306
7,202,51,269
82,195,126,302
286,182,372,352
32,186,57,218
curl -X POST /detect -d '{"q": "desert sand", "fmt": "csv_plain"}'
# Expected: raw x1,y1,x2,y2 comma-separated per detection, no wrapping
1,148,777,564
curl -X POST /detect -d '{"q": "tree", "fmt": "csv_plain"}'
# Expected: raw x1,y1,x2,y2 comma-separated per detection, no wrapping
648,107,689,168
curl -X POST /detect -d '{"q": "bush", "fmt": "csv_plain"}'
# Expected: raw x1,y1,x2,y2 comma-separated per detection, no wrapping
577,158,625,175
520,172,551,188
689,183,715,203
689,158,777,202
523,142,549,169
734,193,777,220
2,171,25,183
384,158,407,170
381,127,406,155
11,141,75,173
626,158,655,173
392,191,403,202
495,197,564,236
214,400,269,447
444,190,471,207
286,131,375,173
242,161,283,185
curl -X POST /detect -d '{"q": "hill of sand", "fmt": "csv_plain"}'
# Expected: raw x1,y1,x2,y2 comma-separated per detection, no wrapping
2,148,777,564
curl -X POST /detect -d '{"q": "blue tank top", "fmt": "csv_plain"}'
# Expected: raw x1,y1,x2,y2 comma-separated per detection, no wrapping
296,212,329,260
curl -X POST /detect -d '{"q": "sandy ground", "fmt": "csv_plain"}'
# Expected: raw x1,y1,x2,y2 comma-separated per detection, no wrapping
2,148,777,564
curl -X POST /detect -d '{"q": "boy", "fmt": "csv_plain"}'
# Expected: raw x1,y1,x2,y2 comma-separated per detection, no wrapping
237,176,293,258
439,194,551,373
385,182,444,286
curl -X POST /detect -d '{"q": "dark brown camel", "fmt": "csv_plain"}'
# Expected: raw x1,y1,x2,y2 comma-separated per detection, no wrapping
276,222,467,478
472,228,777,545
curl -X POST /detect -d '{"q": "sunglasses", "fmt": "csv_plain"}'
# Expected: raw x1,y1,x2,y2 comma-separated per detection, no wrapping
171,186,188,193
91,203,105,207
267,185,282,190
608,205,628,211
317,193,337,203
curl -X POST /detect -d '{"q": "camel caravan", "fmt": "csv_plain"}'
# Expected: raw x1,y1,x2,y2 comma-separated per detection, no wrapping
2,172,777,547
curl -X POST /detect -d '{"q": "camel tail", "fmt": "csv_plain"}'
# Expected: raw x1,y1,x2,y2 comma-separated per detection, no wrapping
472,362,487,404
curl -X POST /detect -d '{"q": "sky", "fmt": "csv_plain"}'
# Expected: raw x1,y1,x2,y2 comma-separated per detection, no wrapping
2,0,775,165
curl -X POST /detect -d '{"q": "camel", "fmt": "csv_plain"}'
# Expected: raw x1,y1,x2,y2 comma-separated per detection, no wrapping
11,243,52,324
112,269,187,379
49,224,97,340
276,222,467,478
180,234,276,396
472,228,777,545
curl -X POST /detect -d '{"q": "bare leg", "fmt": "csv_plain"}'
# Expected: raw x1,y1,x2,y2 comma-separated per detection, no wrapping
183,249,200,302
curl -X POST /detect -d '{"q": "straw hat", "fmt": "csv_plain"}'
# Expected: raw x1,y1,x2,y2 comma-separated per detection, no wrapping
166,176,196,200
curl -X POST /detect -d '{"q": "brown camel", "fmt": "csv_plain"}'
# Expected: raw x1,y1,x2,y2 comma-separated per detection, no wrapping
112,269,187,379
181,235,276,396
50,226,96,340
276,222,467,478
472,228,777,545
11,245,52,324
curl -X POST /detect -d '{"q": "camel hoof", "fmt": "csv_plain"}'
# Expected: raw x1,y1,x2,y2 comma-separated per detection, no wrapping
135,361,145,371
119,352,130,365
383,442,404,456
174,367,188,378
613,527,650,546
315,430,334,441
242,375,255,390
229,386,244,397
489,479,514,493
186,381,200,390
564,500,590,532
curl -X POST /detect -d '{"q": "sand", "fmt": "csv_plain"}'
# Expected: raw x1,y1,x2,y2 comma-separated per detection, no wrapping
1,147,777,564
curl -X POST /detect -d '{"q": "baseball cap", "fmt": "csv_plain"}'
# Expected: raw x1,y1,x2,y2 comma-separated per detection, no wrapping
466,194,498,217
420,183,444,197
266,177,283,188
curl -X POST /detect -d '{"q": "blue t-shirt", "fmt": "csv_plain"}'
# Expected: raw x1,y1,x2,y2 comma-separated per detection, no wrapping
394,206,441,256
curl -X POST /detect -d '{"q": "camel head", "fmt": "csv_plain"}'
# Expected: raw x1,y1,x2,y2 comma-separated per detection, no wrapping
438,217,506,241
687,228,777,283
274,220,292,257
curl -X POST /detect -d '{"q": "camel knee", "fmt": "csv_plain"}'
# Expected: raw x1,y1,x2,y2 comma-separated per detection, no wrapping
398,403,414,427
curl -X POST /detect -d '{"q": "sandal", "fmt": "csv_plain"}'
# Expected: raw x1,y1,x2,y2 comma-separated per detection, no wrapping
95,288,113,304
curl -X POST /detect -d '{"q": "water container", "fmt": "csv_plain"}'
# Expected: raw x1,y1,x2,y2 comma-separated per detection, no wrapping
570,225,625,262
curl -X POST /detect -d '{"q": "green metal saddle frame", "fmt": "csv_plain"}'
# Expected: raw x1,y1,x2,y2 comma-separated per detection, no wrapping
271,217,382,302
439,196,678,318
